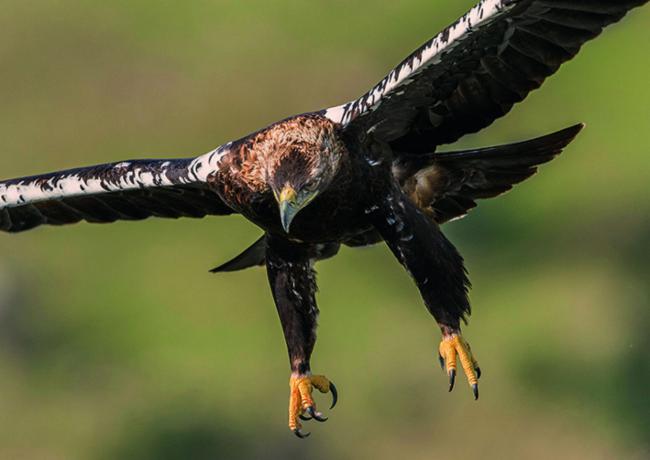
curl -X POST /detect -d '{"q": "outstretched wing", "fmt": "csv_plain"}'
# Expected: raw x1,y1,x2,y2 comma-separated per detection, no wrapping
325,0,647,152
0,148,234,233
398,124,583,223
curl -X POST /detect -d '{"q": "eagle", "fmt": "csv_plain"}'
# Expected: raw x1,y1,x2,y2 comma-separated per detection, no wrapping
0,0,646,438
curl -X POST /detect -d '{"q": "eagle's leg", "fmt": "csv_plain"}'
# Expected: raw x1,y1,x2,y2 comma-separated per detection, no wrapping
265,234,338,438
368,188,481,398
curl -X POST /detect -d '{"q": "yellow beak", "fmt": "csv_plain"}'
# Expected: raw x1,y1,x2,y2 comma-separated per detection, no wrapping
277,185,299,233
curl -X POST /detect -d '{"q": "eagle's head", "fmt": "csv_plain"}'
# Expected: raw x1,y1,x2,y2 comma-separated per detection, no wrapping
263,116,345,233
270,153,329,233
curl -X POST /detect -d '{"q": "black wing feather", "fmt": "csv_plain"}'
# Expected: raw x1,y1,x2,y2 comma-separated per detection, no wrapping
399,124,584,223
0,158,233,233
326,0,646,153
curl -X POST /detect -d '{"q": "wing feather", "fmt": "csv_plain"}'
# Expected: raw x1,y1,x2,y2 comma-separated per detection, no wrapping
399,124,584,223
0,153,234,233
325,0,646,152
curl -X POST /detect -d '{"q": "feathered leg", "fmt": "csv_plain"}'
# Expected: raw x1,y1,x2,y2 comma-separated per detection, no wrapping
368,187,481,398
265,234,338,438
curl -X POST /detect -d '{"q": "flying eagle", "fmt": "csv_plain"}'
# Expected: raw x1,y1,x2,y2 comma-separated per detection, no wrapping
1,0,647,438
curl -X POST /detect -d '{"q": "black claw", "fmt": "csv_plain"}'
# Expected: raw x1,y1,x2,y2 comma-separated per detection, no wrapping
329,382,338,409
475,367,482,380
438,354,445,370
448,369,456,392
293,429,311,439
307,406,328,422
472,384,479,401
299,414,312,421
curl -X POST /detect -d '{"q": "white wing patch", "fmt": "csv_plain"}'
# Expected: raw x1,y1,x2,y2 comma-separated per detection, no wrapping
324,0,517,126
0,166,169,209
188,142,233,182
0,143,234,210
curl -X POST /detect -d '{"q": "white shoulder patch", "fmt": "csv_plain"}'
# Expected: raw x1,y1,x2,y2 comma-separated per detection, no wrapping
188,142,233,182
0,140,237,209
324,0,516,125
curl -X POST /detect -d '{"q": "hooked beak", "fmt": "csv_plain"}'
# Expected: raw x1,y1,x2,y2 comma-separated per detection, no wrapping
277,185,300,233
276,184,318,233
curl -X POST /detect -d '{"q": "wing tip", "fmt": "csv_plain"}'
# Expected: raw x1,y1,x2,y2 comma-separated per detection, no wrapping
564,122,586,138
209,236,267,274
548,122,586,154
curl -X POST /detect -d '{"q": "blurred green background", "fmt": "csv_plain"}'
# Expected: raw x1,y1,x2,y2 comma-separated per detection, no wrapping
0,1,648,459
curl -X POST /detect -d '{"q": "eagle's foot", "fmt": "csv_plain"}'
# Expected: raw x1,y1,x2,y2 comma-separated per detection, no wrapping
438,332,481,400
288,374,338,438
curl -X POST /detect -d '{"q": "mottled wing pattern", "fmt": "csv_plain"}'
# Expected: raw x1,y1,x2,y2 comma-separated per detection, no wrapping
0,152,234,233
400,124,583,223
325,0,647,152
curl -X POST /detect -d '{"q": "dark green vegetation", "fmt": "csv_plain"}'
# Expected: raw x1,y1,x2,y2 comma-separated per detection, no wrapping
0,1,648,458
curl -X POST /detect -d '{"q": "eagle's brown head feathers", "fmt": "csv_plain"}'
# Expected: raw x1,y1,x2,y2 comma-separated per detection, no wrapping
249,115,346,232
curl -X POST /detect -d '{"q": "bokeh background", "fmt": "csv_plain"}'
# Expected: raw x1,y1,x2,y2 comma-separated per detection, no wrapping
0,1,648,459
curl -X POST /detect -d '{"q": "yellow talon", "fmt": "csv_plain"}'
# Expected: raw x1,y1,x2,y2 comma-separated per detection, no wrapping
438,334,481,399
288,374,337,438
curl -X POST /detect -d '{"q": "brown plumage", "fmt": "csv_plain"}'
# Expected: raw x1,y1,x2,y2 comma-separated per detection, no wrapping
211,115,346,207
